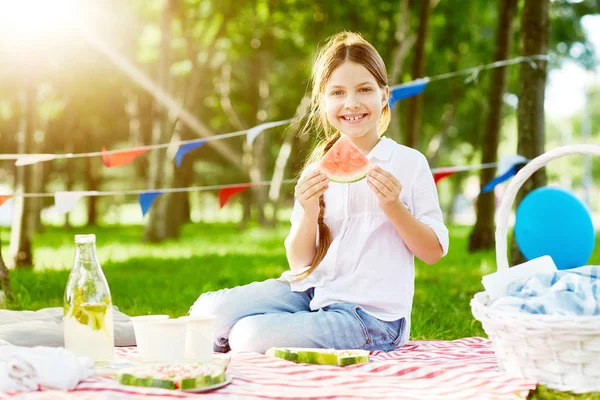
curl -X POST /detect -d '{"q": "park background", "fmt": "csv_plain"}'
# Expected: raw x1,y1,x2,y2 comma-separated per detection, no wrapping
0,1,599,397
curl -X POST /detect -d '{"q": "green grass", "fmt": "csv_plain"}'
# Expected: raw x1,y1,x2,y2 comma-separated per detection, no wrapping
2,222,600,399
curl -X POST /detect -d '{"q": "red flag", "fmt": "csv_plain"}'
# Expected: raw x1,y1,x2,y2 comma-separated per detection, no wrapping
219,185,251,209
0,195,11,207
102,147,148,168
433,171,455,184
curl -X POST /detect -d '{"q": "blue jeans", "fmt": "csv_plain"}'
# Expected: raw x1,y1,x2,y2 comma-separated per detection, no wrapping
189,279,406,353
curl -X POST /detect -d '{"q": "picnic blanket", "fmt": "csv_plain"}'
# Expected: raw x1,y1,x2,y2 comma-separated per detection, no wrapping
0,338,537,399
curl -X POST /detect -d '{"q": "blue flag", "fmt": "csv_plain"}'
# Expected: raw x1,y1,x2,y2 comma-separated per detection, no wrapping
482,165,519,193
389,79,429,109
175,141,205,167
139,192,162,216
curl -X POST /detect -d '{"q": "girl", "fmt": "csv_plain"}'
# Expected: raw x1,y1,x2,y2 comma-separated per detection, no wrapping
190,32,449,354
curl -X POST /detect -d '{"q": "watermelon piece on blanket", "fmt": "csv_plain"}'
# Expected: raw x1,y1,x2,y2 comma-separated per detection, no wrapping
319,135,373,183
266,347,370,366
116,362,226,390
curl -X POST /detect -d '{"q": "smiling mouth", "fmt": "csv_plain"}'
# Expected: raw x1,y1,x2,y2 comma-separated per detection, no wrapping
340,113,368,123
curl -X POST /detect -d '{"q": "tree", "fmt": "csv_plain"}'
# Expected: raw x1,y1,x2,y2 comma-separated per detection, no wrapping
468,0,519,252
387,0,414,142
144,0,176,243
404,0,432,150
511,0,550,265
9,80,36,269
0,232,12,307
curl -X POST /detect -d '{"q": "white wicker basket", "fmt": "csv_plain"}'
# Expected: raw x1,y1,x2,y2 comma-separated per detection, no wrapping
471,144,600,393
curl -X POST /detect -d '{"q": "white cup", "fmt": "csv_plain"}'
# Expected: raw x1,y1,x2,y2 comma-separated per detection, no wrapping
132,315,187,363
132,315,169,362
180,315,216,363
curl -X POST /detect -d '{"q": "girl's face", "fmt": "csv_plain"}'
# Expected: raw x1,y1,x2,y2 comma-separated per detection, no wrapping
323,61,388,140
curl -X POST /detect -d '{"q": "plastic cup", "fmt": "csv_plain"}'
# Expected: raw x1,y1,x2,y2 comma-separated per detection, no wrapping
180,315,216,363
132,315,187,363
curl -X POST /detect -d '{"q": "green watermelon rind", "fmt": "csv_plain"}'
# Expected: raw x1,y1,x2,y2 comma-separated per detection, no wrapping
179,373,226,389
324,168,371,184
116,363,226,390
266,347,370,366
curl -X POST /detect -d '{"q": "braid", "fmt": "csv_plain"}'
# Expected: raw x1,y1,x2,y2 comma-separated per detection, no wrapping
293,132,340,282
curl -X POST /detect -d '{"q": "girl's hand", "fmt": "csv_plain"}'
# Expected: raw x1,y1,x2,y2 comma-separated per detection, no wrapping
367,166,403,214
294,168,329,218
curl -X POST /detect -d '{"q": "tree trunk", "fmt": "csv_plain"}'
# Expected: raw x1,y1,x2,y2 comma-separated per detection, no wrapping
445,173,466,225
388,0,414,142
138,90,154,182
171,146,195,227
144,0,174,242
30,114,48,234
269,96,310,223
9,80,36,269
242,47,270,228
125,89,150,182
85,155,99,226
64,154,75,230
0,231,12,306
251,49,271,226
426,101,457,167
469,0,519,252
510,0,549,265
404,0,431,150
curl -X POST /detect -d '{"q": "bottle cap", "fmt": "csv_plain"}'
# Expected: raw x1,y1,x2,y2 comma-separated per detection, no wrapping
74,234,96,244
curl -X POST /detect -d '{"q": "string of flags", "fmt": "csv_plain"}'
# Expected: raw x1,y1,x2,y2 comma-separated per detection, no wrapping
0,55,546,168
0,155,529,216
0,55,544,217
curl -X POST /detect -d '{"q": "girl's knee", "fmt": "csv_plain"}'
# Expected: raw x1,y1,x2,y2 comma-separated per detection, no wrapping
228,316,269,353
189,289,226,316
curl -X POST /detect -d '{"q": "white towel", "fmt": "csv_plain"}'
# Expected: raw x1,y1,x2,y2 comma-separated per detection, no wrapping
490,265,600,316
0,345,95,392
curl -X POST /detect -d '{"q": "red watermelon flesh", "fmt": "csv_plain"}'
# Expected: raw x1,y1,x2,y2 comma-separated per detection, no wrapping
319,135,373,183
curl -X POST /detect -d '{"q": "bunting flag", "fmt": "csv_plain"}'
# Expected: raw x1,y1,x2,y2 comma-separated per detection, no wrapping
246,120,291,146
219,185,251,208
0,195,11,208
102,147,149,168
54,191,92,215
433,171,456,184
481,155,528,193
389,79,429,109
139,192,162,216
15,154,56,166
175,141,205,167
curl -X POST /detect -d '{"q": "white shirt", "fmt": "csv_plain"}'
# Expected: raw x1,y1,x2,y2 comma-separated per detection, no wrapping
281,137,449,339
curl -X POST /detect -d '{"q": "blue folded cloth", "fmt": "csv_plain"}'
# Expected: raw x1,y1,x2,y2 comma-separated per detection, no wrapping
490,265,600,316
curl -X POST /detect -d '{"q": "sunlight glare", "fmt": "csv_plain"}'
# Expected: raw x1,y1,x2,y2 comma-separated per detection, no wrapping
0,0,80,39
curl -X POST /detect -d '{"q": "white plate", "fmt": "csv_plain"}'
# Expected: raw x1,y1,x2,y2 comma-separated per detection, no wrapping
181,376,233,393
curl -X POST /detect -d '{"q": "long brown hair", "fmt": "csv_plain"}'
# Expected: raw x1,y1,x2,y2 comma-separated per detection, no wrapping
294,31,390,282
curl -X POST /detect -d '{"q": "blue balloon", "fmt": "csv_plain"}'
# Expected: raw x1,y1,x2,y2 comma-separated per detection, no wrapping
514,187,595,270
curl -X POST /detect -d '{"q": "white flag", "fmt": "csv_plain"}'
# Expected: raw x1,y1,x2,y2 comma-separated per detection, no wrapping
54,192,92,215
15,154,56,166
498,155,528,176
246,119,292,146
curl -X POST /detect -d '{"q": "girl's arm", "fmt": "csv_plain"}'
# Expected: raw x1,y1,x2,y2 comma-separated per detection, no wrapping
285,211,319,272
382,202,443,265
285,168,329,272
367,162,448,265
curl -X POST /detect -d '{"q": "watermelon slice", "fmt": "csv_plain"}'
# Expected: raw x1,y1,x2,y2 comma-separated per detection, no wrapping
319,135,373,183
115,362,226,390
265,347,370,366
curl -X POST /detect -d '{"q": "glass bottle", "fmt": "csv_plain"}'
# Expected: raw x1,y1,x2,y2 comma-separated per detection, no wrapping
64,234,114,363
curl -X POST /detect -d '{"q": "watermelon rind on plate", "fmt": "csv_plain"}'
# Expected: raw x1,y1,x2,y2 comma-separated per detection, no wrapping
319,135,373,183
115,362,227,390
266,347,370,366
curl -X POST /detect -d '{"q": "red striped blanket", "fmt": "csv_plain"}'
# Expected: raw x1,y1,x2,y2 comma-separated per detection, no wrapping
1,337,536,399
